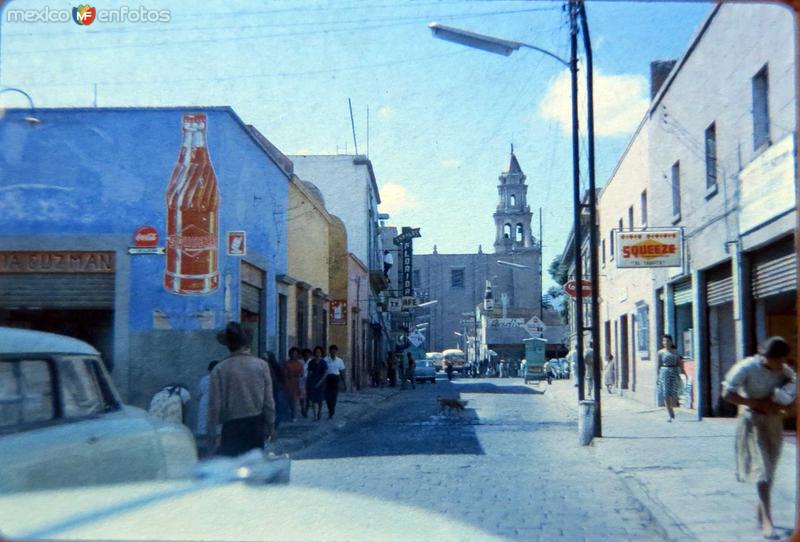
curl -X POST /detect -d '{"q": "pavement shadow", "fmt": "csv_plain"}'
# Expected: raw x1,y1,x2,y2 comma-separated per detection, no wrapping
293,398,486,460
451,381,547,395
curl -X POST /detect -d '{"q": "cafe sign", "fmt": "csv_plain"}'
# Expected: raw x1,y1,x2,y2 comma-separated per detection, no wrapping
614,229,683,268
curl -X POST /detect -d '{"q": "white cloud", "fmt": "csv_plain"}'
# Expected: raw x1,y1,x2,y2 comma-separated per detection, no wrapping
377,106,395,121
537,69,649,137
379,182,418,214
441,159,462,169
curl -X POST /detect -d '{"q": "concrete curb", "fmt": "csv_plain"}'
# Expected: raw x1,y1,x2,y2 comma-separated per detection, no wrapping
611,467,699,542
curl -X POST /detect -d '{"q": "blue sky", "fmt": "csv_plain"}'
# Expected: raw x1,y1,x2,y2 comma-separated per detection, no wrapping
0,0,711,289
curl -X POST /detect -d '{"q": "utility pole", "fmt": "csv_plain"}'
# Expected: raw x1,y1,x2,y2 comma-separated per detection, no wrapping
579,0,602,437
539,206,544,320
569,0,585,403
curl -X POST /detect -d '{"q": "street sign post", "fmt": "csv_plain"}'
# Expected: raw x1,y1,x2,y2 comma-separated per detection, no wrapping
408,330,425,347
393,227,421,245
524,315,546,337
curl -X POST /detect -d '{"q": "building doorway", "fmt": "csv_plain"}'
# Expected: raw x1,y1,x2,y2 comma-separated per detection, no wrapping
619,314,629,389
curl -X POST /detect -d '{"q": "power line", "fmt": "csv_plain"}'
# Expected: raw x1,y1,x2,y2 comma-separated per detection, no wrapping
14,49,471,87
4,3,560,38
5,8,561,55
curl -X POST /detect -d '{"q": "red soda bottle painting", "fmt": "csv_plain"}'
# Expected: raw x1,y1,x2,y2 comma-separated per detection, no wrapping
164,113,220,294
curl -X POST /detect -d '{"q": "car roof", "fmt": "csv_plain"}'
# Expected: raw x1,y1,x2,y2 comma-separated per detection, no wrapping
0,327,100,356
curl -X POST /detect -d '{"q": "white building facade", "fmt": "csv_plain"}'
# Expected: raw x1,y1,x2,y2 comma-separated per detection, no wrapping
597,3,796,416
290,154,391,371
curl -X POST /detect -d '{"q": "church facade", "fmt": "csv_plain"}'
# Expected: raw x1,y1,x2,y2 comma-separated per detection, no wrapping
414,149,542,355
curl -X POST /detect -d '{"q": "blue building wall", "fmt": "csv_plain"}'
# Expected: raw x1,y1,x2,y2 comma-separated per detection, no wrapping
0,107,288,407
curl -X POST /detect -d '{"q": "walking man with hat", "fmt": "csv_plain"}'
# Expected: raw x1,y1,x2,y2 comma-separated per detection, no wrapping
208,322,276,457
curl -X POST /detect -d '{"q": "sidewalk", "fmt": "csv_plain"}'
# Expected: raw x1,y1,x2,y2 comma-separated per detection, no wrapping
264,386,401,456
548,380,796,542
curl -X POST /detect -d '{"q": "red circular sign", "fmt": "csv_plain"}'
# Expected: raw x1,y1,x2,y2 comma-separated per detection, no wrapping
133,226,159,247
564,280,592,299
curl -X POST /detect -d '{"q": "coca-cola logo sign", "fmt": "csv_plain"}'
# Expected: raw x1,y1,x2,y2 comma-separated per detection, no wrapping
134,226,159,247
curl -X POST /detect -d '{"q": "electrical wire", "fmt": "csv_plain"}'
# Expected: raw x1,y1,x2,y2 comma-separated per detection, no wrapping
14,49,471,87
5,7,562,55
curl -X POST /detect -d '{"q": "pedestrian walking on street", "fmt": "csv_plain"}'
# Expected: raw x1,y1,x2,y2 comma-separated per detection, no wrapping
148,383,191,424
405,352,416,390
723,336,796,540
604,354,616,394
567,344,579,387
387,352,398,387
305,346,327,420
208,322,276,457
263,351,291,428
445,360,454,381
400,352,410,389
657,335,686,422
584,343,595,398
323,345,346,419
299,348,312,418
281,347,304,422
195,360,219,457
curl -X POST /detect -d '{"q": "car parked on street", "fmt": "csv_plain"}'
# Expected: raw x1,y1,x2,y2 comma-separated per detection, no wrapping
0,327,198,493
414,358,437,384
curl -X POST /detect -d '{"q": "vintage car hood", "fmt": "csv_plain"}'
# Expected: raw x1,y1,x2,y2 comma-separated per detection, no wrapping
0,480,503,542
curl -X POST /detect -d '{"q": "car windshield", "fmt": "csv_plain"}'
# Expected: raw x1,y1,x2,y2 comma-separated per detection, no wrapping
0,1,798,541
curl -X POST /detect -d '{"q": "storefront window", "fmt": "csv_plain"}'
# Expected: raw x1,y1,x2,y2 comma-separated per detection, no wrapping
635,303,649,359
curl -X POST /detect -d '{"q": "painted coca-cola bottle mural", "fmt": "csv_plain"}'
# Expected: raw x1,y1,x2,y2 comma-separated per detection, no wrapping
164,113,220,294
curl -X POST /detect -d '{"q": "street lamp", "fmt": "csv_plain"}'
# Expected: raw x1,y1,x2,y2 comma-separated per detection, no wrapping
496,260,530,270
429,1,602,438
417,300,439,308
0,87,41,125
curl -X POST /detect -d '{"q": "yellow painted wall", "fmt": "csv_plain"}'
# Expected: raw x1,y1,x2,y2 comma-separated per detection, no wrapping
287,177,331,351
328,215,350,364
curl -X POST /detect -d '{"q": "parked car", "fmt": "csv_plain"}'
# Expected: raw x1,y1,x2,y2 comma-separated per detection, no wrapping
0,327,198,493
414,358,437,384
426,352,444,372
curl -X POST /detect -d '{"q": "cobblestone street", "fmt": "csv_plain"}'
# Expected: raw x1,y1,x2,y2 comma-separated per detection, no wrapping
290,376,664,542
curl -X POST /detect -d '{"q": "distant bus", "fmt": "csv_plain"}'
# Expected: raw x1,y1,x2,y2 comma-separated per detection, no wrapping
442,349,466,371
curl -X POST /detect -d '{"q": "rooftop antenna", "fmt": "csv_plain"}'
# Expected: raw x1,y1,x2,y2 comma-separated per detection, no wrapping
348,97,359,155
366,105,370,158
92,83,97,107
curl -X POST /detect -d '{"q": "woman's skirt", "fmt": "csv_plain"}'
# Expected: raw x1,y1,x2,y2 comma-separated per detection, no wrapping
735,409,784,484
306,378,324,404
658,366,681,400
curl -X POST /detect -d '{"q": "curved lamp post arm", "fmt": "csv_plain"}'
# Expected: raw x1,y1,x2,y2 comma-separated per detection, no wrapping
428,22,569,67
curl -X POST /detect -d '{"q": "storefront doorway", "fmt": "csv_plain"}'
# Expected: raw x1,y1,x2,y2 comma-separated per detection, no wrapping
0,251,117,369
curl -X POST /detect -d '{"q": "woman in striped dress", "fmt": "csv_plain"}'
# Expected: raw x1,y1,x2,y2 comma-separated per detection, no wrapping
657,335,685,422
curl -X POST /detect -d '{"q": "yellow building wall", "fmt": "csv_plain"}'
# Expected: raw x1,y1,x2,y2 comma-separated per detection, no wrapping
287,178,331,351
328,215,350,363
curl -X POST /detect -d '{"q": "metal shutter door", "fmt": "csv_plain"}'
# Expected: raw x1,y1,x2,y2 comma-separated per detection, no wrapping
673,279,693,305
241,283,262,314
706,266,734,306
753,252,796,299
0,274,115,309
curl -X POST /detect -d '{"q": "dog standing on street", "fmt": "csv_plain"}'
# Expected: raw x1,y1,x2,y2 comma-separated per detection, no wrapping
437,397,468,415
